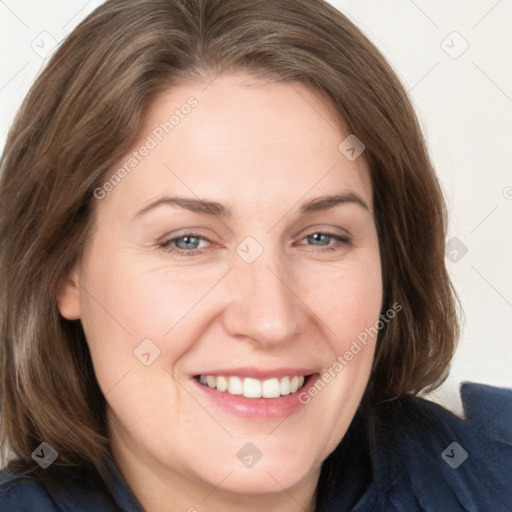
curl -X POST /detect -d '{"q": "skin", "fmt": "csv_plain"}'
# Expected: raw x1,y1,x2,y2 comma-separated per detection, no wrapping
57,73,382,512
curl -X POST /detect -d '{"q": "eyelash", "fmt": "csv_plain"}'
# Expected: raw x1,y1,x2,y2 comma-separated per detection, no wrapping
158,231,351,257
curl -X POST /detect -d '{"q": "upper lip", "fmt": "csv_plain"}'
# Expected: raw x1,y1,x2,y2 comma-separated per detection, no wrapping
193,367,317,380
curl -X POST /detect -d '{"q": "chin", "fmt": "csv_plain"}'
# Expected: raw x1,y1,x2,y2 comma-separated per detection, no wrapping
218,471,299,496
204,455,314,496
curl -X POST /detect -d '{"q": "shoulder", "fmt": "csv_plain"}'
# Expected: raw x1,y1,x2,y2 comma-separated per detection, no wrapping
0,463,122,511
0,471,60,511
371,382,512,512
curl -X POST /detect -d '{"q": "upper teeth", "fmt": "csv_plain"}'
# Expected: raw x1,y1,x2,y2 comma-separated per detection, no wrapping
198,375,306,398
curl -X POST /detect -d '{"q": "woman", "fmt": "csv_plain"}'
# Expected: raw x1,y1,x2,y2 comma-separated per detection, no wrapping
0,0,510,511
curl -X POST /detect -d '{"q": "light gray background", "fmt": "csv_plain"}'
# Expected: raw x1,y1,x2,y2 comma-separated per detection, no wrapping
1,0,511,414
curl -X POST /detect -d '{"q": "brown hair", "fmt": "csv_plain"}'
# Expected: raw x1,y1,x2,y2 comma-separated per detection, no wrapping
0,0,459,480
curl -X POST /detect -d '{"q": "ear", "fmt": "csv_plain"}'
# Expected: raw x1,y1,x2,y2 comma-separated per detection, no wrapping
56,268,82,320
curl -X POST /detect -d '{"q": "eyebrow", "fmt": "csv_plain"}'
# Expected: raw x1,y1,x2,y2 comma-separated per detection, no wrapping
132,191,369,219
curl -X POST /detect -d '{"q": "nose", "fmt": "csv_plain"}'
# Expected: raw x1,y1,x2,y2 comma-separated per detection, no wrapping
222,251,302,348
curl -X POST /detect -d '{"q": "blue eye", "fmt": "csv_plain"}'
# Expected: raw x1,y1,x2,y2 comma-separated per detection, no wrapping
159,231,351,257
299,232,351,252
305,232,337,246
159,233,210,256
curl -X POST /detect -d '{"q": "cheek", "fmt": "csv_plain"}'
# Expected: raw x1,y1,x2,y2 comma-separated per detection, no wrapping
116,265,231,356
299,255,383,347
78,255,225,383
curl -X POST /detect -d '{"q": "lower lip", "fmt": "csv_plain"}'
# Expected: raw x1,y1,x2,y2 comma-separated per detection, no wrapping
192,374,320,420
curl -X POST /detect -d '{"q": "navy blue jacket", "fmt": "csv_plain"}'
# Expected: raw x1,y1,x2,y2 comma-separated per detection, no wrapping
1,382,511,511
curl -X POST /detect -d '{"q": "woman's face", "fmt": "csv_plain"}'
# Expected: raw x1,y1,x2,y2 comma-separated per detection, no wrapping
59,74,382,504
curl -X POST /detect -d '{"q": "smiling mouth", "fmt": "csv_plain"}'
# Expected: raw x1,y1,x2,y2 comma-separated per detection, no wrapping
194,374,313,399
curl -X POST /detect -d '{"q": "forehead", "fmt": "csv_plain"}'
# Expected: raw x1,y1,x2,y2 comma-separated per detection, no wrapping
100,73,372,218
